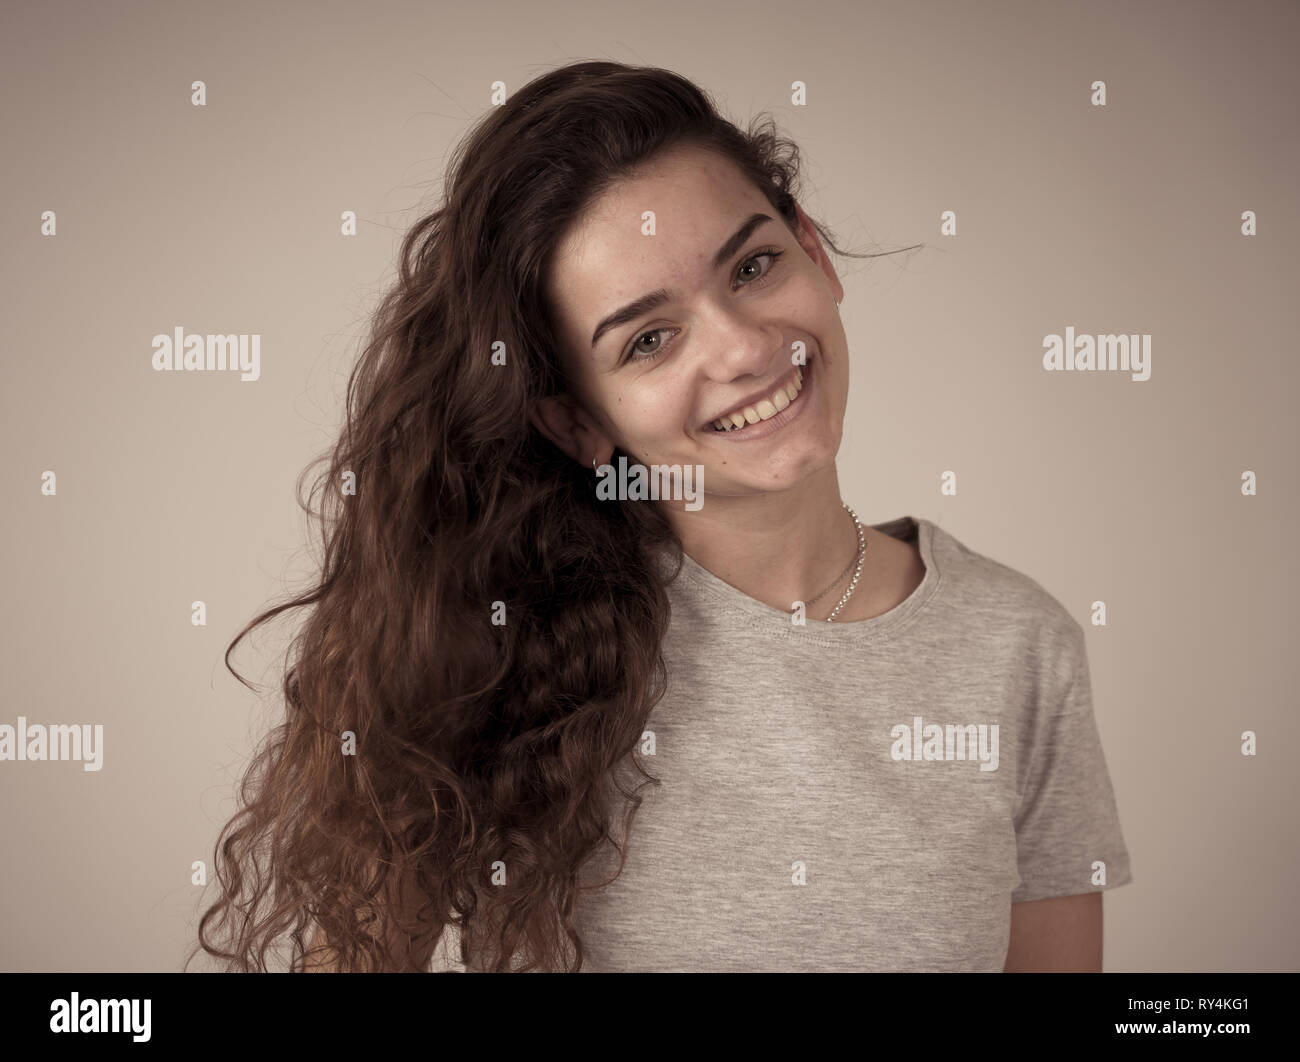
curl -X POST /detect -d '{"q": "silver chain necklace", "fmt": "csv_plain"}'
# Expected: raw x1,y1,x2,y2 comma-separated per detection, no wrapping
803,502,867,622
591,457,865,622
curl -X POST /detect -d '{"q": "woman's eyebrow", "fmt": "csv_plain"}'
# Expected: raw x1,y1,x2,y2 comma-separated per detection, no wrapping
588,211,775,349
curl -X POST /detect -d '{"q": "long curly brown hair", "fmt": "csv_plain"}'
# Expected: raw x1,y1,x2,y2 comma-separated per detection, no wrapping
187,60,884,973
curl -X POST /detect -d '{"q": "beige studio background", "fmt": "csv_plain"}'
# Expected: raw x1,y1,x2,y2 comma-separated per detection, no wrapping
1,0,1297,972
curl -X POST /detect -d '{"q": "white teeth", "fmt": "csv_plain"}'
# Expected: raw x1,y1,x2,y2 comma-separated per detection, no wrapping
710,367,805,431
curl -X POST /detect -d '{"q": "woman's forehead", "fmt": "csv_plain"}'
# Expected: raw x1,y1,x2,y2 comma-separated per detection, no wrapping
550,154,765,305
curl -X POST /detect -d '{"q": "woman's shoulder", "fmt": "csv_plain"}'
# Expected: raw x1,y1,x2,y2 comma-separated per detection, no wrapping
923,518,1086,672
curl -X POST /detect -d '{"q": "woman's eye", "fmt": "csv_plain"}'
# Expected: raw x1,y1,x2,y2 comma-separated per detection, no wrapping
623,247,785,364
628,328,673,358
735,249,782,285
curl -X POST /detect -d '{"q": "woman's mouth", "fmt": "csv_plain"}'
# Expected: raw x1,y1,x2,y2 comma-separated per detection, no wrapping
703,359,811,441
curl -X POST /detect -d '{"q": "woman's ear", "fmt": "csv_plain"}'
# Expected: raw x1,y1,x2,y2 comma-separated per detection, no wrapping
529,393,614,468
792,201,844,305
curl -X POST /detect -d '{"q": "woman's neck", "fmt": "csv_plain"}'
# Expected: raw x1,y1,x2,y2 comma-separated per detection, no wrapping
660,463,872,619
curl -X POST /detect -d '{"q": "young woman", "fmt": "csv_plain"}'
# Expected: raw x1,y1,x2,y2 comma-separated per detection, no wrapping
191,61,1132,974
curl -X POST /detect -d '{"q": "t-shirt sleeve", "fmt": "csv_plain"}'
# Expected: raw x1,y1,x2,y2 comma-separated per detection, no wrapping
1011,625,1133,903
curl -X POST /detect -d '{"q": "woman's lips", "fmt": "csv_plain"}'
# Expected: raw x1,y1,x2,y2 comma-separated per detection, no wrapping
702,356,813,441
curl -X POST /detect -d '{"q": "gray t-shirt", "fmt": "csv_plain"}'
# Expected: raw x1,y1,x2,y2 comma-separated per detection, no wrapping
431,514,1133,972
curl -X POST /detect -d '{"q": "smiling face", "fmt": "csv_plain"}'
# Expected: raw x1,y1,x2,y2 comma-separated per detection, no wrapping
535,143,850,500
